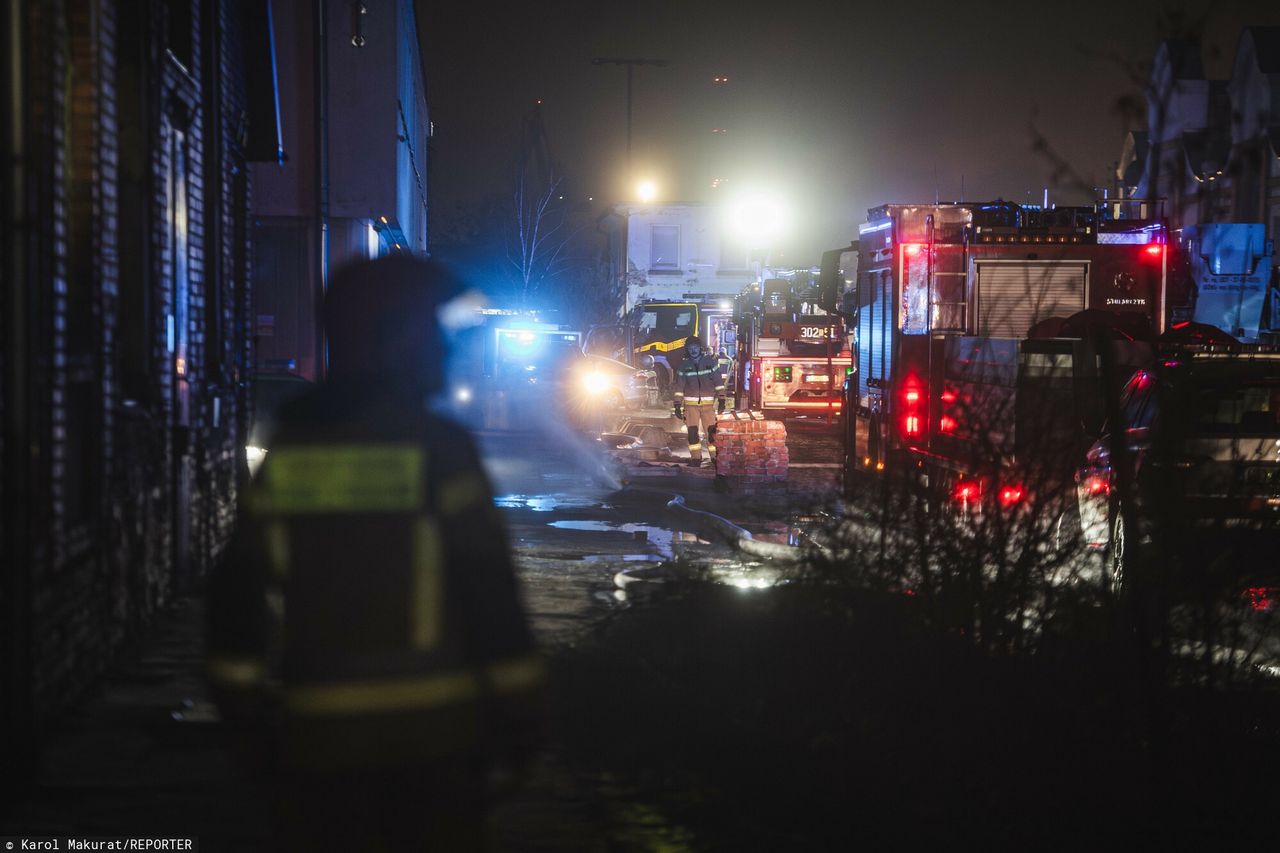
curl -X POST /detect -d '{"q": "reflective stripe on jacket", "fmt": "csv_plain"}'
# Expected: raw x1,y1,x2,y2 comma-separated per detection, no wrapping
673,352,725,403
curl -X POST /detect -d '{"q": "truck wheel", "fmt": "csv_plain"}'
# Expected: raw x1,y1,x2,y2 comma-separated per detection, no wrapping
1107,509,1126,594
1052,494,1082,554
841,422,861,502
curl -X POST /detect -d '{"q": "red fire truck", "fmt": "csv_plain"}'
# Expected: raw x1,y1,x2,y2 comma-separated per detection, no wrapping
840,200,1183,504
735,273,851,417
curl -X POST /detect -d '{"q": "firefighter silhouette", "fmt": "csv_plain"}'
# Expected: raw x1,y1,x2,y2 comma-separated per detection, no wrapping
207,255,544,851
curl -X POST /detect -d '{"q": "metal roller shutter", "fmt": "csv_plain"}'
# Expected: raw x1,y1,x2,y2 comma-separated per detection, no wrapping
976,262,1086,337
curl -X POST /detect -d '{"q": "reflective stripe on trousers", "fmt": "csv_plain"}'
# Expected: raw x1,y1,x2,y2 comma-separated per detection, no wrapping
283,654,547,716
685,404,717,460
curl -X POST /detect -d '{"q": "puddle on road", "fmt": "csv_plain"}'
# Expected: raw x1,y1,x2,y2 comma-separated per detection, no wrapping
583,553,663,563
610,557,786,603
546,520,709,560
496,494,612,512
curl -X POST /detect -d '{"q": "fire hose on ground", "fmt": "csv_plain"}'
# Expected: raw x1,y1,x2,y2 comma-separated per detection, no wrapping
665,494,830,563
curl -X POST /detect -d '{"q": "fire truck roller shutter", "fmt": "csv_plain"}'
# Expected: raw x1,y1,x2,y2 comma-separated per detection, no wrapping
976,262,1087,338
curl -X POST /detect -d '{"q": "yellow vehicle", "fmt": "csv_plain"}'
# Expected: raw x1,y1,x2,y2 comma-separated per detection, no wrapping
584,299,736,395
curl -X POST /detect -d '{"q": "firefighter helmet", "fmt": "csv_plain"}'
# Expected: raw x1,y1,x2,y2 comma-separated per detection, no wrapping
324,256,465,388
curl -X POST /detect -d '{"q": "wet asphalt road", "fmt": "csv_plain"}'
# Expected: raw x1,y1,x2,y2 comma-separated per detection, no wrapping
478,426,705,647
477,417,844,647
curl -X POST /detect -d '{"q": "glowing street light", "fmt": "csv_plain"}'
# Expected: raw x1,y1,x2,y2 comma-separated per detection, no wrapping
636,180,658,204
728,189,791,248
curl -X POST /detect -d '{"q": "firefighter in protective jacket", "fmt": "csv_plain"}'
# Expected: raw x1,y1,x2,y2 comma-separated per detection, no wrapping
206,256,543,850
672,337,726,465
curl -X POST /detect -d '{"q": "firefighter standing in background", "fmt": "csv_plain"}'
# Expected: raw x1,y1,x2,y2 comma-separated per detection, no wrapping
673,337,726,466
206,256,544,852
715,348,735,402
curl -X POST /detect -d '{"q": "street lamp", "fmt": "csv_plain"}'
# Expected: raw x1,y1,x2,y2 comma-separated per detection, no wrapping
728,189,791,265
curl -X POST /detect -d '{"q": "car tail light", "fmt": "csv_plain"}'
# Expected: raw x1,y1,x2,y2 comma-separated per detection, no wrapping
1144,244,1163,258
1083,474,1110,496
998,484,1024,507
900,374,924,439
939,415,957,434
903,243,924,257
954,481,979,502
1245,587,1278,613
940,388,957,404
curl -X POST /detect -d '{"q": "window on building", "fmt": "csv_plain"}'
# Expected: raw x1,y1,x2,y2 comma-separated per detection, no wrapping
650,225,679,271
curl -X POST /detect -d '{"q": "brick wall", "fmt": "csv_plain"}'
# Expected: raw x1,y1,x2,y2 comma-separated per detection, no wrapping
2,0,255,764
715,416,790,484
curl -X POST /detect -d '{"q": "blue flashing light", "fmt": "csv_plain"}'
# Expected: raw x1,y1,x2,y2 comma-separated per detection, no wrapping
498,328,545,355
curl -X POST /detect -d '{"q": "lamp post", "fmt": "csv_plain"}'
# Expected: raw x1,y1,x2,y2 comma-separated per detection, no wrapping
591,57,668,179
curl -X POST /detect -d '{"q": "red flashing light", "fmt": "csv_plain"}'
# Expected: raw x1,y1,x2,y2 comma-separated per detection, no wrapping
940,388,958,404
954,481,979,502
904,389,920,404
1144,244,1163,258
904,415,921,436
939,415,957,434
903,243,924,257
1083,475,1109,497
998,485,1024,507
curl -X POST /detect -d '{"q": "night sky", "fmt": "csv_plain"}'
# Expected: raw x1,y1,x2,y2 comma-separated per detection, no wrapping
420,0,1280,263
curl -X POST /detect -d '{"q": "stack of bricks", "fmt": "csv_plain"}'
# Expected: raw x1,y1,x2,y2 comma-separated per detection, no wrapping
714,416,789,483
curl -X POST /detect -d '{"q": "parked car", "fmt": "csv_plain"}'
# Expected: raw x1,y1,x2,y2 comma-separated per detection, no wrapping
1076,349,1280,587
246,373,313,477
570,353,660,411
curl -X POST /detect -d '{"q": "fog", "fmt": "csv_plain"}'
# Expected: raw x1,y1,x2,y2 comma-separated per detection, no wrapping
421,0,1279,263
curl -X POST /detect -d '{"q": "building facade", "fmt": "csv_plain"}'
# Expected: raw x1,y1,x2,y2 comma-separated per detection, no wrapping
251,0,431,381
1118,28,1280,287
1,0,280,771
606,203,757,314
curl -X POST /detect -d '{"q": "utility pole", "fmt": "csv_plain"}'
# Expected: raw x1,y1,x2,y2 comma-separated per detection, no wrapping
591,57,668,178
